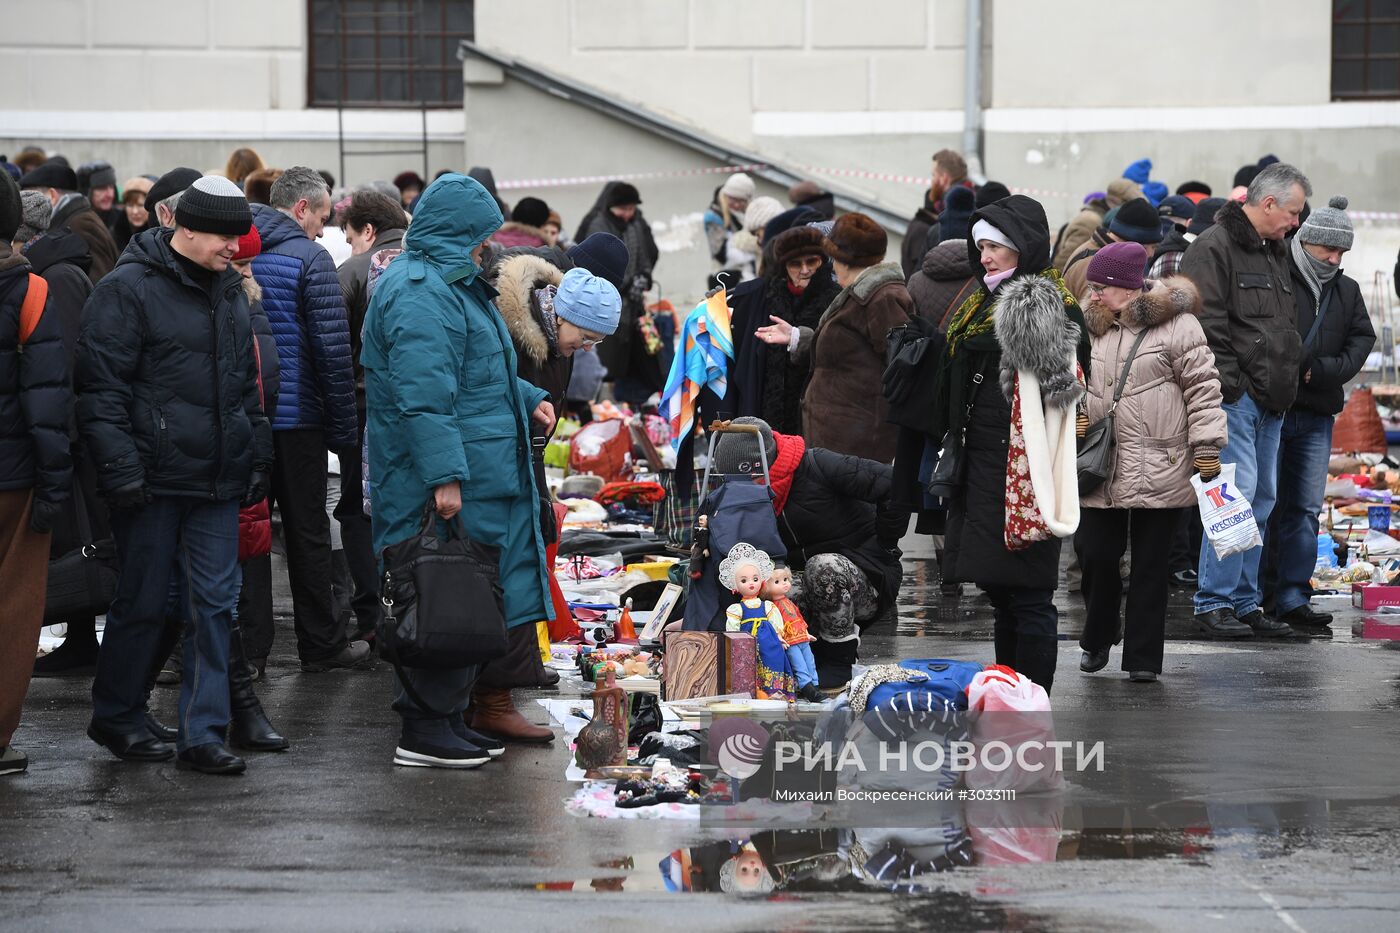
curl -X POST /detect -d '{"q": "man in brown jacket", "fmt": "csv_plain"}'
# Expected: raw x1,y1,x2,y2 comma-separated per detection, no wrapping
1052,177,1143,271
1180,163,1311,641
19,160,119,285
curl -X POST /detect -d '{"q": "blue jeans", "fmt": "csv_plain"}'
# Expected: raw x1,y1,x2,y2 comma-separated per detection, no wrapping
1195,394,1284,616
1264,409,1334,615
786,642,818,689
92,497,240,751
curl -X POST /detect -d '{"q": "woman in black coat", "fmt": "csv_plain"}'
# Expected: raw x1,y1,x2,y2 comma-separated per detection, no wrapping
931,195,1089,693
712,417,904,688
729,225,841,435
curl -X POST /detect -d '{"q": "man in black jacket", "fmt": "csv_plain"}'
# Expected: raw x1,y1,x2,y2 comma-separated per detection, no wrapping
334,189,406,643
0,169,73,776
19,160,119,284
1263,197,1375,633
1181,163,1311,640
77,176,272,775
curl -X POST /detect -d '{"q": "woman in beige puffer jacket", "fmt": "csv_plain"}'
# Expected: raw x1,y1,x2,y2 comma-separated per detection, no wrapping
1074,241,1226,683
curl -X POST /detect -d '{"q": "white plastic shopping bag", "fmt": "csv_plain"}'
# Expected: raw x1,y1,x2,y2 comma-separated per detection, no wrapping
1191,463,1263,560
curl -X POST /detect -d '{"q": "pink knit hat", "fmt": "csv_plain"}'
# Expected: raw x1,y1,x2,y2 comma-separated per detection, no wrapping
1086,241,1148,290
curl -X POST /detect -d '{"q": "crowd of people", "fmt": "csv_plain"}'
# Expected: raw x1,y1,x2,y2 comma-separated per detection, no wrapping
0,141,1382,775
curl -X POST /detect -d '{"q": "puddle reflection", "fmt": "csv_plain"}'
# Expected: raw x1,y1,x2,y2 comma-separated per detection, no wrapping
533,795,1396,896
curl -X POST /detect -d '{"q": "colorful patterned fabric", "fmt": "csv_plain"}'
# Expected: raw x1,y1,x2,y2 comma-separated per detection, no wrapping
661,289,734,451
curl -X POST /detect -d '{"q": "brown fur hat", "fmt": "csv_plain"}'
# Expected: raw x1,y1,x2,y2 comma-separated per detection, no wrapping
824,212,887,267
772,225,826,267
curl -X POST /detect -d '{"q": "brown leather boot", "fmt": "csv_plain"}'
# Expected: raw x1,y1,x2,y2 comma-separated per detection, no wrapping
468,686,555,744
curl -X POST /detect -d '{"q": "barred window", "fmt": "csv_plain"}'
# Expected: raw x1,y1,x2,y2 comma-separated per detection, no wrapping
1333,0,1400,99
309,0,475,107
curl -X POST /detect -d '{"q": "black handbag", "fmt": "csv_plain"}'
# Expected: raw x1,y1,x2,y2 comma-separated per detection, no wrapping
1077,327,1150,495
379,503,509,709
44,483,118,623
883,318,934,407
926,363,986,500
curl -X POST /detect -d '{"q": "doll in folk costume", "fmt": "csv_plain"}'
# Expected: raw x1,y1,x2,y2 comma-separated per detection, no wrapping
720,544,795,700
762,563,823,703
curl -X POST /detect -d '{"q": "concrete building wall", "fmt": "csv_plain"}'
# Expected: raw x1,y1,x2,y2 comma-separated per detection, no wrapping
474,0,976,145
1,0,307,112
990,0,1332,108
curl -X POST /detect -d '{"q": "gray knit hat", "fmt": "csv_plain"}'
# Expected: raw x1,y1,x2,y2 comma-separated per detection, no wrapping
15,190,52,243
1297,195,1353,250
711,416,778,475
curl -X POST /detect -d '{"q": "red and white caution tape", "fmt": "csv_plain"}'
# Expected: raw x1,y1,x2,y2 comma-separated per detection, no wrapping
495,162,1400,221
495,163,768,190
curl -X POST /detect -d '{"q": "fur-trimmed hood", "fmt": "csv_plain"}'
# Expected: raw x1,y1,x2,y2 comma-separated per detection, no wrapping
494,252,564,364
240,273,262,304
1082,276,1200,338
1214,199,1286,257
993,275,1085,409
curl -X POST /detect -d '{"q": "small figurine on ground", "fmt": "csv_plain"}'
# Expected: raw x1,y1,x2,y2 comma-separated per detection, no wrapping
763,563,823,703
719,543,795,700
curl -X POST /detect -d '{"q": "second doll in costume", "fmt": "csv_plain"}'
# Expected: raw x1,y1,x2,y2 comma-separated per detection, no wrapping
763,563,823,703
720,543,795,700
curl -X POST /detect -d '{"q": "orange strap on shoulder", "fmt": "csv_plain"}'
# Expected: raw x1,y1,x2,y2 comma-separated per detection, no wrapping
18,273,48,344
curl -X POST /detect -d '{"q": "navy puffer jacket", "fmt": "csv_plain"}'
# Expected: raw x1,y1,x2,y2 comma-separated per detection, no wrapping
74,228,272,501
250,204,357,450
0,249,72,507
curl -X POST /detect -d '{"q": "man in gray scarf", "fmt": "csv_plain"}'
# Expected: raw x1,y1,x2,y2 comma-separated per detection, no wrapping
1263,196,1376,633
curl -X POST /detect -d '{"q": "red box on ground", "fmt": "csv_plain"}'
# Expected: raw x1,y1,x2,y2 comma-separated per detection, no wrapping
1350,583,1400,610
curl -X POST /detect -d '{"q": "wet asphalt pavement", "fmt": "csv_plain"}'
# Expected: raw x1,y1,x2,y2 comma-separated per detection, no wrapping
5,532,1400,932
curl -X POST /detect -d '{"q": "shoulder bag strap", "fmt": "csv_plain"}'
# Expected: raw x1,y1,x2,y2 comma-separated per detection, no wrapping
1107,327,1152,414
1303,284,1335,350
71,480,95,549
18,273,49,345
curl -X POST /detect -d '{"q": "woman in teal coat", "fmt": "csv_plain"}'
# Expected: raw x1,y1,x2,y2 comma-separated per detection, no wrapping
361,173,555,770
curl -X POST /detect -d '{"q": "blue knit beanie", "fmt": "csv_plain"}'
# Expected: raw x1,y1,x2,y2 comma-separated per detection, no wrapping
554,267,622,336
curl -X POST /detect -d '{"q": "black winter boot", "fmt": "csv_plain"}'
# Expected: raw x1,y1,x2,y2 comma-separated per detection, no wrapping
228,621,289,752
1015,635,1060,696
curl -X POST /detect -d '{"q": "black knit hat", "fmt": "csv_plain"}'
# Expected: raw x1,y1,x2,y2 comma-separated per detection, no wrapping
1233,164,1261,189
605,182,642,208
975,181,1011,208
146,167,203,211
1176,180,1212,198
568,233,629,291
0,169,21,241
511,196,550,227
1186,197,1226,236
19,159,78,192
1109,198,1164,244
174,175,252,235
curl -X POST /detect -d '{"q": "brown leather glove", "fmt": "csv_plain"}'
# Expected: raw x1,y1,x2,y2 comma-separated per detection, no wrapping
1194,450,1221,481
1076,410,1089,440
